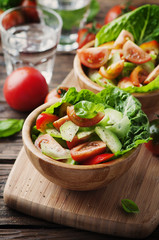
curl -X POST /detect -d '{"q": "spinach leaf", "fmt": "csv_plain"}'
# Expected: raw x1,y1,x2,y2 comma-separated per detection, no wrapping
87,0,100,22
95,4,159,47
74,100,104,118
0,119,24,138
121,199,139,213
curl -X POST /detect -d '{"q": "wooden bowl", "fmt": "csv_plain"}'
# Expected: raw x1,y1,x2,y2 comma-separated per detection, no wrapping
22,101,140,191
74,41,159,117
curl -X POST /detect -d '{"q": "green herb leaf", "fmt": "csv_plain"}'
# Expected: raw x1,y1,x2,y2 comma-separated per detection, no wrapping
0,119,24,138
74,100,104,119
121,199,139,213
87,0,100,22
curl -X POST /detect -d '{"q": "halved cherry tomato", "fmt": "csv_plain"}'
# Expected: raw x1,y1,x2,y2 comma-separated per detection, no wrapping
77,47,110,69
117,77,134,88
82,153,114,165
53,115,69,130
45,87,69,103
143,65,159,84
113,30,134,49
67,106,105,127
99,60,124,80
77,22,102,49
140,40,159,55
104,4,136,24
99,41,115,49
36,113,59,132
130,66,149,86
145,118,159,155
67,135,90,149
123,40,151,64
2,10,24,30
70,141,106,162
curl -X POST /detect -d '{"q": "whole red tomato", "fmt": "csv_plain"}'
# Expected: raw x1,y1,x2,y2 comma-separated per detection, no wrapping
77,22,102,49
145,118,159,155
3,67,48,112
104,4,136,24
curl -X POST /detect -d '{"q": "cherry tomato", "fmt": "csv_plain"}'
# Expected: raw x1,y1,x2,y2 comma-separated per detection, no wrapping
99,60,124,80
21,0,40,23
113,30,134,49
117,77,134,88
99,41,114,49
145,118,159,155
21,0,36,7
66,135,90,149
123,40,151,64
82,153,114,165
104,4,136,24
53,115,70,130
67,106,105,127
70,141,106,162
77,47,110,69
130,66,149,86
143,65,159,84
77,22,102,49
140,40,159,55
36,113,59,132
2,10,24,30
45,87,69,103
3,67,48,112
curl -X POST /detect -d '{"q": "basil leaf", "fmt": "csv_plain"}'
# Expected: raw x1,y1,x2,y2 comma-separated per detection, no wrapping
87,0,100,22
95,4,159,47
74,100,104,118
121,199,139,213
0,119,24,138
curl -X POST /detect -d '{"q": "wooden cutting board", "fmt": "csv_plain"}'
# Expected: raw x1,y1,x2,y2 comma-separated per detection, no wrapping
3,70,159,239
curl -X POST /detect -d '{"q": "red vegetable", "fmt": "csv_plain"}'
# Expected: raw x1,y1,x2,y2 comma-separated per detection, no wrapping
36,113,59,132
45,87,69,103
82,153,114,165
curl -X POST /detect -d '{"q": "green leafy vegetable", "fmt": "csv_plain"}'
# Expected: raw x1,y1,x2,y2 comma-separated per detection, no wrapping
0,0,22,10
87,0,100,22
74,100,104,118
0,119,24,138
45,87,150,158
95,4,159,47
121,199,139,213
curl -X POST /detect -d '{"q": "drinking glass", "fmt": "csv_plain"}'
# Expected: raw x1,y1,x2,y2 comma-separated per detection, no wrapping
0,5,63,85
38,0,91,52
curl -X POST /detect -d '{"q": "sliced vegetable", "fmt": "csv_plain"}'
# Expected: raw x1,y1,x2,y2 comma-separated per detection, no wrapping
36,113,58,133
143,65,159,84
130,66,149,86
70,140,107,162
82,153,114,165
66,135,90,149
113,29,134,49
118,77,134,89
53,115,69,130
140,40,159,55
99,60,124,80
60,121,79,142
77,47,110,69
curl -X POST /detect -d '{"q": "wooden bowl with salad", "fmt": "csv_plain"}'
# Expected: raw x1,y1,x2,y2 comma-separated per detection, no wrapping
74,4,159,116
22,87,149,191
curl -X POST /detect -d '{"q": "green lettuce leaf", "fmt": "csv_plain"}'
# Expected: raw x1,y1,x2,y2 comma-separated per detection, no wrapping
95,4,159,47
45,87,150,158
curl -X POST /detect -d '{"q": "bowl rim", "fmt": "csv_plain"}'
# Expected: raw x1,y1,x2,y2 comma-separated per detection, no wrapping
74,40,159,98
22,100,139,171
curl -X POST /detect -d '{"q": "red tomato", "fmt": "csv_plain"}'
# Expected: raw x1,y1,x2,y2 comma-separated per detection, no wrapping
67,135,90,149
45,87,69,103
144,65,159,84
118,76,134,88
2,10,24,30
113,30,134,49
77,22,102,49
104,4,136,24
145,140,159,155
67,106,105,127
77,47,110,69
145,118,159,155
123,40,151,64
70,141,106,162
21,0,40,23
36,113,59,132
21,0,36,7
82,153,114,165
99,60,124,80
3,67,48,112
53,115,70,130
140,40,159,55
130,66,149,86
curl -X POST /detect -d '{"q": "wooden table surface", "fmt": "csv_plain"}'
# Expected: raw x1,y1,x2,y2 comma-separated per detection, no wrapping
0,1,159,239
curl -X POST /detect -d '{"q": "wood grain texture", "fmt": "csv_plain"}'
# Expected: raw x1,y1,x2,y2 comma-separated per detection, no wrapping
4,71,159,239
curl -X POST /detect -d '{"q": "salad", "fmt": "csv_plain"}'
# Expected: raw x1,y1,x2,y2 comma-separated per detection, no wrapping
77,4,159,94
32,87,150,165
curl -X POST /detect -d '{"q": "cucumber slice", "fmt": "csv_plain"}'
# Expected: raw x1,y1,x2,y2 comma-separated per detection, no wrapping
77,130,94,139
106,116,130,139
41,141,71,160
88,68,102,82
98,108,123,126
60,121,79,142
95,126,122,153
46,128,61,138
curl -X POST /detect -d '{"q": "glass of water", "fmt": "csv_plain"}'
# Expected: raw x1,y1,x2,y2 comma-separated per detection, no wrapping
38,0,91,52
0,5,63,85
